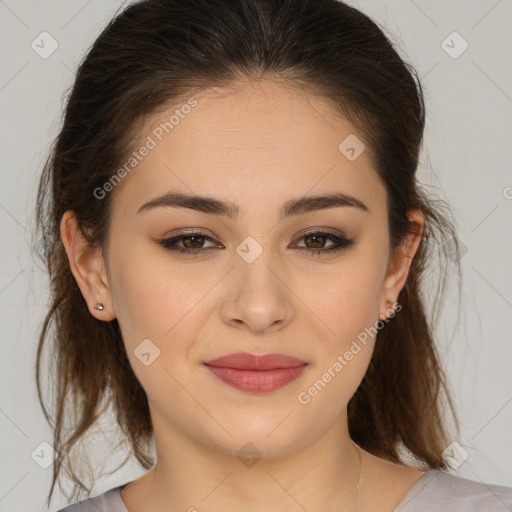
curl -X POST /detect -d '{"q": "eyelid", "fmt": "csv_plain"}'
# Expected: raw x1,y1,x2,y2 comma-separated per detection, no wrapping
294,226,349,239
163,226,349,242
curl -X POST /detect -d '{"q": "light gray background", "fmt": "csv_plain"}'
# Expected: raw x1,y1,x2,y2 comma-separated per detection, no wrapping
0,1,511,510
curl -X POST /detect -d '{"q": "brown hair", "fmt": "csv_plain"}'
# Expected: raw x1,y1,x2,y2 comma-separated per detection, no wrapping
34,0,462,506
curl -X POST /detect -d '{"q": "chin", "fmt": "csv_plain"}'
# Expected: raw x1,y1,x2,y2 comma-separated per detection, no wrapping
202,414,318,460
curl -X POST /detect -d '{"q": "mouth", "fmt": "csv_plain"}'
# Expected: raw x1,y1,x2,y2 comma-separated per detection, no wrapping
203,352,309,393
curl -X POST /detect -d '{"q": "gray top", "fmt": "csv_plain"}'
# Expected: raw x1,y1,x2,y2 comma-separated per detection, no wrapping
57,469,512,511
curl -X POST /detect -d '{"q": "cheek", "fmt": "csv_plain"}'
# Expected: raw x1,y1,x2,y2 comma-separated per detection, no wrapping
295,265,382,416
109,243,216,383
110,240,202,340
314,259,384,342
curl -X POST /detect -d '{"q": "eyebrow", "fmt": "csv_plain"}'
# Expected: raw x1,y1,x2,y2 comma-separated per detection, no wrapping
136,190,369,219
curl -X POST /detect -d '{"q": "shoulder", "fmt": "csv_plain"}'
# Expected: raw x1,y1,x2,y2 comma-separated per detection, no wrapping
56,485,127,512
396,469,512,511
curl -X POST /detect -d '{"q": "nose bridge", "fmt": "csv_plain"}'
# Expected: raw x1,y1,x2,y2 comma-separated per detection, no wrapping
234,232,284,294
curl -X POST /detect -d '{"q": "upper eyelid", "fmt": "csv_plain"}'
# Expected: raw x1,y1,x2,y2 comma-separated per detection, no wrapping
165,226,349,239
164,230,350,246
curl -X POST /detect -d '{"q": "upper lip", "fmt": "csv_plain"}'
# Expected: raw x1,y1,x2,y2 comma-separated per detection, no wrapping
203,352,307,370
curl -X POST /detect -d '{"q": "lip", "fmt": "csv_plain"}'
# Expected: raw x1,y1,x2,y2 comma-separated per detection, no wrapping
203,352,308,393
204,352,307,370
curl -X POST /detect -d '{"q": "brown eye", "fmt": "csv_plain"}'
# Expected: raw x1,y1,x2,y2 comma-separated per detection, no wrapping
160,232,218,253
181,234,207,249
293,231,356,257
303,233,331,249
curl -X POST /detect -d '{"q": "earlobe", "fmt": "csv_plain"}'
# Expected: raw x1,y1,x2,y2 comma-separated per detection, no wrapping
60,210,116,321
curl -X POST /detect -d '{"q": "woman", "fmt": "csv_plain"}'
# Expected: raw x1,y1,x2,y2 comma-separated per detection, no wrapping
34,0,512,510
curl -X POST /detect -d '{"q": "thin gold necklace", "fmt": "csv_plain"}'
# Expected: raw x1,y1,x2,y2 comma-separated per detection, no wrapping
352,441,362,511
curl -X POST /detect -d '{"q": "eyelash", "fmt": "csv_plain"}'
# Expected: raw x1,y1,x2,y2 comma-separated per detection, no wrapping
159,231,356,257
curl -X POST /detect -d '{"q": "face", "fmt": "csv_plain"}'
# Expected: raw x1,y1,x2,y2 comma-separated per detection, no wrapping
65,80,420,459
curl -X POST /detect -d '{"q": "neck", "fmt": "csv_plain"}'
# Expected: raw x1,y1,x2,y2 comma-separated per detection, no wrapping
128,410,362,512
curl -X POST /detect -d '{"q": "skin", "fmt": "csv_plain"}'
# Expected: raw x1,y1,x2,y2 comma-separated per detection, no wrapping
61,80,426,512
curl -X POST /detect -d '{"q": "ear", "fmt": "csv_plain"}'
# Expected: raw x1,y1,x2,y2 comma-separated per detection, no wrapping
60,210,116,321
379,209,424,318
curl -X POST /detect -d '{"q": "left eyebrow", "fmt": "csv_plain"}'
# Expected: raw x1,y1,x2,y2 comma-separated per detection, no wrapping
136,190,370,219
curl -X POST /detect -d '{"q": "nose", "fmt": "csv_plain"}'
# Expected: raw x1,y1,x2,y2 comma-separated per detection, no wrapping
219,254,294,335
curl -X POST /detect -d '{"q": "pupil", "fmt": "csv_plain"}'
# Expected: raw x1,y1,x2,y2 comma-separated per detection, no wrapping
308,234,325,248
185,235,203,248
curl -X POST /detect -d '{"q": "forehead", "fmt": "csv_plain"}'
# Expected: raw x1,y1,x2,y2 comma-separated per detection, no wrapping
110,80,386,219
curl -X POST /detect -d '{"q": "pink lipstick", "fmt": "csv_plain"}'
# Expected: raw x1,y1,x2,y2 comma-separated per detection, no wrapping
203,352,308,393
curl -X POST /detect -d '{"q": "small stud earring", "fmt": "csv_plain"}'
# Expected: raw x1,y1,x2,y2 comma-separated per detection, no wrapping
94,303,104,311
379,300,394,320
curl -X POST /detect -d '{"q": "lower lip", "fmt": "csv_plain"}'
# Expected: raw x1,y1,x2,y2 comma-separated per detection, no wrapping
204,364,308,393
